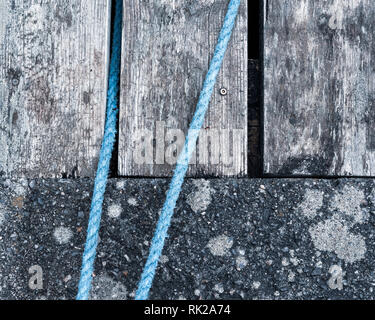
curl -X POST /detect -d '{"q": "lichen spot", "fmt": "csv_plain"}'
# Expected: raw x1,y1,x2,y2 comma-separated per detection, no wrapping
297,189,324,219
309,216,366,263
207,235,233,257
187,179,213,213
108,204,122,218
53,226,73,245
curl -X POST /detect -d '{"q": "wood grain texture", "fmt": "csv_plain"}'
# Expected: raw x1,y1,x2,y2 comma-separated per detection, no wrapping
0,0,110,178
119,0,248,177
264,0,375,176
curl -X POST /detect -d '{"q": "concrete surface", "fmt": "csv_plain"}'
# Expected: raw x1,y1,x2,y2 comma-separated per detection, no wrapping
0,177,375,300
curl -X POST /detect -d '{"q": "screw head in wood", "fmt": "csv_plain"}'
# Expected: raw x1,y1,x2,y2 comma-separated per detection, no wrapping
220,88,228,96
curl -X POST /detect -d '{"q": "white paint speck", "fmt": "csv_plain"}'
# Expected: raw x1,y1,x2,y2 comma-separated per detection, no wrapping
207,235,233,256
108,204,122,218
0,211,5,227
214,283,224,294
194,289,200,296
53,226,73,245
237,248,245,256
290,257,299,266
281,257,290,267
288,272,296,282
266,259,273,266
160,255,169,264
252,281,261,290
236,256,248,271
116,181,125,190
127,197,138,206
187,180,213,213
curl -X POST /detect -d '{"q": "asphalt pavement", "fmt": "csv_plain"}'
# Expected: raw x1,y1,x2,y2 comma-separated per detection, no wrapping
0,177,374,300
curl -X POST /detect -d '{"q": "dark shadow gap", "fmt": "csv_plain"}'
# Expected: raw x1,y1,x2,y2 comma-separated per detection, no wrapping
248,0,260,60
259,0,265,179
260,0,265,179
248,0,262,178
114,175,375,180
109,0,120,178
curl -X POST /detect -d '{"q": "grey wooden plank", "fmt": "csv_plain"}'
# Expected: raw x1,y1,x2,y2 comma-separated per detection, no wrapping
119,0,248,177
264,0,375,176
0,0,111,178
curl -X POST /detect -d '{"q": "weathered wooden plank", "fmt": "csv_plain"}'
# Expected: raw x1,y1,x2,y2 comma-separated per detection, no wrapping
119,0,248,177
264,0,375,176
0,0,110,178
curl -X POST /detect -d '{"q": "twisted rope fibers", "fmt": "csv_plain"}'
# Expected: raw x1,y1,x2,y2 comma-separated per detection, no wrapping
76,0,123,300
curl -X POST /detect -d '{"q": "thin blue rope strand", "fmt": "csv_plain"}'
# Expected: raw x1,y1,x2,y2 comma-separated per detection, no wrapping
76,0,123,300
135,0,242,300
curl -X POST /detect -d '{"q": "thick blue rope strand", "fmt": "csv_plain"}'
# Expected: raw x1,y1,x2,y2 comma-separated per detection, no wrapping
135,0,242,300
76,0,123,300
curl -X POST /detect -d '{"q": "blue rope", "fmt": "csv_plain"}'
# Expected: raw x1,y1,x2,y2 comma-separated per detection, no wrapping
76,0,123,300
135,0,242,300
